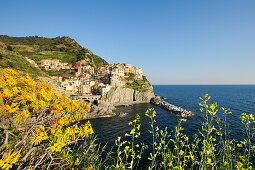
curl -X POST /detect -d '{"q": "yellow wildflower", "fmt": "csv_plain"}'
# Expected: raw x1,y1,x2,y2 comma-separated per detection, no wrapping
50,141,66,152
0,150,20,170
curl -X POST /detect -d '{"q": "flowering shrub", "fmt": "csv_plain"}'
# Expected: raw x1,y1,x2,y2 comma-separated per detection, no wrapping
0,68,93,169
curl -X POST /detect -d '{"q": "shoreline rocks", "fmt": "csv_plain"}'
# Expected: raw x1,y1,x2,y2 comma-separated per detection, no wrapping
118,112,129,117
87,100,117,119
150,96,192,117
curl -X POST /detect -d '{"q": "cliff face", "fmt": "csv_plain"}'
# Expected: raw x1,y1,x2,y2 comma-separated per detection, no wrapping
134,86,155,101
104,80,155,105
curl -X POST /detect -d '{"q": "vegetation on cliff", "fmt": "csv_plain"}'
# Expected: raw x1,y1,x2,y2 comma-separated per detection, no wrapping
125,73,151,92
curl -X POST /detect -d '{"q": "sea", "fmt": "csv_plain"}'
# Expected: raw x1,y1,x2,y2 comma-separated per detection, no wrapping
84,85,255,166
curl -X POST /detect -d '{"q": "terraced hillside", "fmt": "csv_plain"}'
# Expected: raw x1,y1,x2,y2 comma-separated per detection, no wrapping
0,35,108,76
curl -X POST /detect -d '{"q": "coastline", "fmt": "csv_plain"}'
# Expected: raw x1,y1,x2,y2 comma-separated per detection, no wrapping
86,113,116,119
113,101,150,107
86,101,151,119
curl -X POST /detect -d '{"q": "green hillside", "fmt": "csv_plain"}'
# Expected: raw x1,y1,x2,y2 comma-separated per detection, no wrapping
0,35,108,75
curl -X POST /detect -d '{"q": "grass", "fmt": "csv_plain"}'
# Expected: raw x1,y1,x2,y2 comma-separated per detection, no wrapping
44,69,76,78
0,53,47,77
29,51,78,64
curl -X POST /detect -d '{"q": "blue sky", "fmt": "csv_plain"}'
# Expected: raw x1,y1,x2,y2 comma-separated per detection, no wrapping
1,0,255,84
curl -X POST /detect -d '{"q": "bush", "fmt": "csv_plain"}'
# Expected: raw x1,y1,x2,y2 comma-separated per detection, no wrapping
0,68,93,169
6,46,12,51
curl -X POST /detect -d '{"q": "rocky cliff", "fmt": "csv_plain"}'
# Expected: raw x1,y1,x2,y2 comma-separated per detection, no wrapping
103,77,155,105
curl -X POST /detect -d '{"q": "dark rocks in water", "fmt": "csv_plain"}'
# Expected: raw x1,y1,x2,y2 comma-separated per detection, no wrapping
88,101,116,118
161,96,166,100
150,96,192,117
150,96,163,103
180,118,187,122
118,112,128,117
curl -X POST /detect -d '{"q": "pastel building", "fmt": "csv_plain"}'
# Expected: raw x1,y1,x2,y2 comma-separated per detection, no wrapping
78,84,91,95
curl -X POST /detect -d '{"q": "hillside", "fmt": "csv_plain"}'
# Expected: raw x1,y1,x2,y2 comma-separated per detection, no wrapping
0,35,108,76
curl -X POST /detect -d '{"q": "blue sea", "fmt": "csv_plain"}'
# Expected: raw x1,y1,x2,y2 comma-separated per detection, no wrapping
85,85,255,165
89,85,255,145
84,85,255,167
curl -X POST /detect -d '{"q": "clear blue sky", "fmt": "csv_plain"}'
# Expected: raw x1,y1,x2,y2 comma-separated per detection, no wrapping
1,0,255,85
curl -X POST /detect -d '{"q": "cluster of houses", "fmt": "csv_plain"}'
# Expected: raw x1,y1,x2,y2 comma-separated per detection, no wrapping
43,60,144,97
40,59,70,70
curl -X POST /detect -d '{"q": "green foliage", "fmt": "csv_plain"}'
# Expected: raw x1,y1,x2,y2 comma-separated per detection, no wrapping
44,69,76,78
125,73,135,81
6,45,12,51
0,53,47,77
125,80,149,92
68,135,109,169
112,115,147,169
125,75,151,92
29,51,78,64
91,54,108,67
0,35,108,67
143,76,151,85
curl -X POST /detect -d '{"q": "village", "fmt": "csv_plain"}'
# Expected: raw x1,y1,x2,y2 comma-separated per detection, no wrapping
40,59,144,98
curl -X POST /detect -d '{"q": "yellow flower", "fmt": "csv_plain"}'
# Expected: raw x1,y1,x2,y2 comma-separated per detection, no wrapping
237,143,242,147
31,129,49,145
137,124,141,130
236,161,243,169
250,114,254,120
0,68,93,168
38,125,45,130
207,158,213,166
130,128,135,135
152,111,156,117
0,150,20,170
74,158,80,165
14,109,30,122
50,141,66,152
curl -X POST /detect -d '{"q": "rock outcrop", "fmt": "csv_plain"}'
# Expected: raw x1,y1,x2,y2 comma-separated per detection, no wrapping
103,84,155,105
150,96,192,117
87,100,116,119
134,86,155,102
